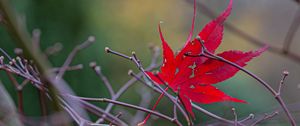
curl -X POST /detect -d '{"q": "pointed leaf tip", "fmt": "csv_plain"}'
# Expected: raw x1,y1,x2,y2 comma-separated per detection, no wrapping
157,23,176,82
217,0,233,22
197,0,234,53
256,45,268,54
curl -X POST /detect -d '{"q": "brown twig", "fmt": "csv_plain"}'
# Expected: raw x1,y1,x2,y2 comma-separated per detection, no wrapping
239,113,254,123
32,29,41,51
56,36,95,79
5,72,24,115
191,103,245,126
250,111,279,126
38,87,48,124
67,95,127,126
74,96,182,126
131,87,153,125
51,64,83,73
173,97,178,120
59,98,82,125
44,43,63,57
109,112,122,126
90,62,115,97
231,108,237,126
95,46,160,124
277,71,289,96
128,70,161,94
18,79,29,90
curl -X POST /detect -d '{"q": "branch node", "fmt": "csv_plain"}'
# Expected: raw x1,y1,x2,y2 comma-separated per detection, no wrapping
14,48,23,55
128,69,133,76
88,36,96,42
105,47,111,53
275,93,280,98
249,114,255,119
283,70,289,76
0,56,4,64
89,62,97,68
94,66,101,72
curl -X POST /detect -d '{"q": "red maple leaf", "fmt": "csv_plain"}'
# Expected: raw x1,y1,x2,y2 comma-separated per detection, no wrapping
146,0,267,117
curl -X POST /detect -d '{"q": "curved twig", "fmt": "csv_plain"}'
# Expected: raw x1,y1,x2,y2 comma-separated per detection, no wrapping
186,37,296,126
72,96,183,126
95,46,160,124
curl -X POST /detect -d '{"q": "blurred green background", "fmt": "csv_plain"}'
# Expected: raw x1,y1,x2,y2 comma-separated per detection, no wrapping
0,0,299,125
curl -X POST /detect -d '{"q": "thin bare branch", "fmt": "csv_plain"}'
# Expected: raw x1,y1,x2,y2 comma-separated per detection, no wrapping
128,70,161,94
239,114,254,123
70,96,128,126
191,103,245,126
5,72,24,115
38,88,48,123
232,108,237,126
173,97,178,120
277,70,289,95
90,62,115,97
131,87,153,125
44,43,63,56
105,47,132,60
60,98,81,125
74,96,182,126
250,111,278,126
32,29,41,50
51,64,83,73
0,48,26,74
109,112,122,126
96,47,160,124
56,36,95,78
18,79,29,90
